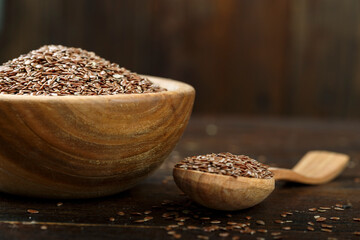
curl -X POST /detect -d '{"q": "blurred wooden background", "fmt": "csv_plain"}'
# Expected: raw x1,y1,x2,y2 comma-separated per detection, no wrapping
0,0,359,118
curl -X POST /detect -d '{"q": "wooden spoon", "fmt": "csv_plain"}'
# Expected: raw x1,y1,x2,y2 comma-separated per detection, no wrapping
173,151,349,211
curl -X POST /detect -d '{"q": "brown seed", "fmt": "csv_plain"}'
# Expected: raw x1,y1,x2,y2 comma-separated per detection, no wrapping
56,202,63,207
144,211,152,215
201,217,211,220
308,208,317,212
210,220,221,224
316,217,327,222
353,218,360,222
317,209,327,212
109,217,115,222
187,226,200,230
245,216,252,220
226,214,232,218
330,217,340,221
319,207,331,210
177,222,184,226
117,211,125,216
197,236,209,240
307,226,315,231
203,225,219,232
167,231,176,235
321,224,333,228
0,45,166,96
134,219,145,223
219,232,229,237
271,232,282,236
354,232,360,236
232,237,240,240
27,209,39,214
130,212,142,216
257,229,268,233
282,226,291,230
144,216,153,222
40,225,47,230
256,220,265,225
227,222,238,225
274,220,284,224
307,222,315,226
174,233,182,239
321,228,332,233
273,236,282,240
334,207,344,211
175,153,273,179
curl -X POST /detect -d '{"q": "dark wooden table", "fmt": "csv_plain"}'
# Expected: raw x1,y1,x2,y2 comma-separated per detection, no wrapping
1,116,359,240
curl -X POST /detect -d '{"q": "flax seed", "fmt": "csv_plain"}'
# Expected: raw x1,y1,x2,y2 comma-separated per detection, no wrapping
27,209,39,214
175,153,273,179
256,220,265,225
0,45,166,96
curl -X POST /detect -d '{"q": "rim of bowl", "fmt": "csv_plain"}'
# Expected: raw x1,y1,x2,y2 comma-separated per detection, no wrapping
0,75,195,101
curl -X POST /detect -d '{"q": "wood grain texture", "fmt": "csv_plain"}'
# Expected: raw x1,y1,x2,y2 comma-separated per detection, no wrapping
0,76,195,198
173,168,275,211
270,151,349,184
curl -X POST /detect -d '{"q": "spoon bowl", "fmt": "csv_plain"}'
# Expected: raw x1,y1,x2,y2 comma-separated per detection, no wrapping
0,76,195,198
173,151,349,211
173,168,275,211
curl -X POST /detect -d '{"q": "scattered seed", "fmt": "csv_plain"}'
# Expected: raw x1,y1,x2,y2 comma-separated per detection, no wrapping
271,232,282,236
40,225,47,230
321,224,333,229
282,226,291,230
144,216,153,222
219,232,229,237
144,211,152,215
174,233,182,239
197,236,209,240
256,220,265,225
330,217,340,221
334,207,344,211
307,222,315,226
317,209,327,212
130,212,142,216
257,229,268,233
232,237,240,240
308,208,317,212
274,220,284,224
201,217,211,220
109,217,115,222
187,226,200,230
56,202,63,207
210,220,221,224
354,232,360,236
134,219,145,223
226,214,232,218
320,207,331,210
307,226,315,231
316,217,327,222
117,211,125,216
203,225,219,232
321,228,332,233
245,216,252,220
27,209,39,214
353,218,360,222
227,222,238,225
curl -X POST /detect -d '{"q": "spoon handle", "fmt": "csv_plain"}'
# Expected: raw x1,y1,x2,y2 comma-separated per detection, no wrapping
268,167,330,185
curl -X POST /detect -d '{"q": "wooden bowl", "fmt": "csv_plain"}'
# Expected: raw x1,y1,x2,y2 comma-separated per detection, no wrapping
0,76,195,198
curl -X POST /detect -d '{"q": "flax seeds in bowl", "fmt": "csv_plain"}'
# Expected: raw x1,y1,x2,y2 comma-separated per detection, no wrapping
0,45,165,96
174,152,273,179
0,45,195,198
